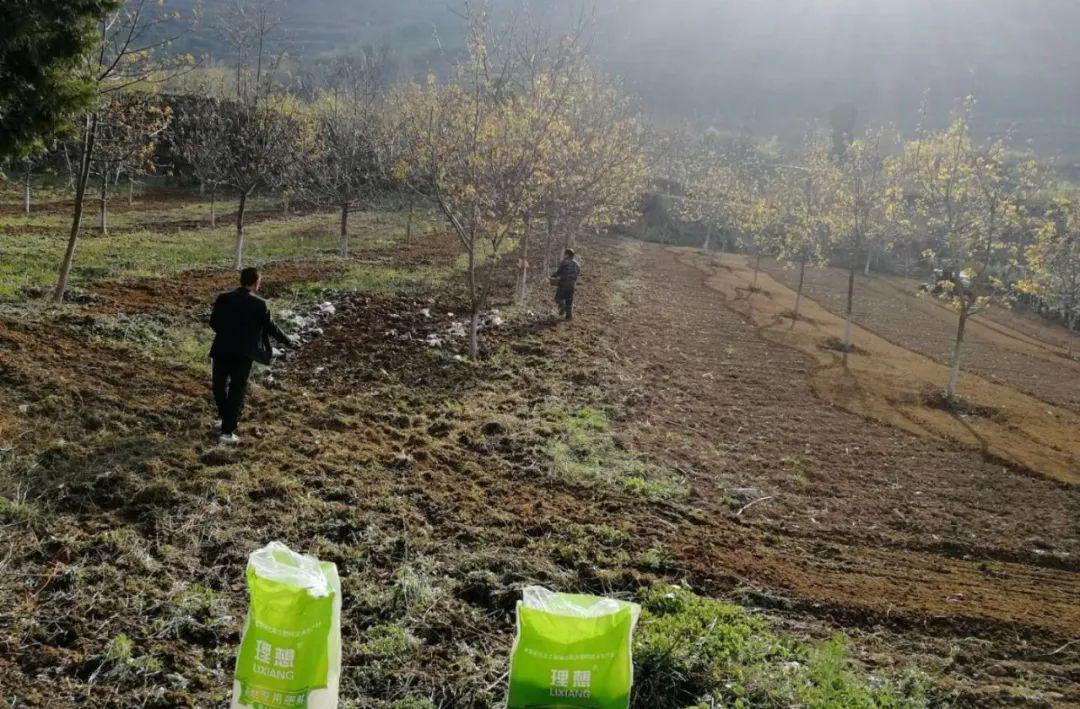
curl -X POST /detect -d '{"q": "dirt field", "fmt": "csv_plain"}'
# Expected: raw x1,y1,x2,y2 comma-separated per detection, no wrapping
0,226,1077,706
600,244,1078,704
759,259,1080,413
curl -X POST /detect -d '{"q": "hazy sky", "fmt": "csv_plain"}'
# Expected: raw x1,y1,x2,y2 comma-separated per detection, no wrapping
187,0,1080,156
592,0,1079,147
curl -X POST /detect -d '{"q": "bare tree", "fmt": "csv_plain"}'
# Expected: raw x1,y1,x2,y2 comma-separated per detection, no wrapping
12,147,51,216
220,0,285,104
89,93,172,234
397,2,586,358
302,56,396,257
219,99,311,269
53,0,190,302
215,0,312,269
171,95,230,227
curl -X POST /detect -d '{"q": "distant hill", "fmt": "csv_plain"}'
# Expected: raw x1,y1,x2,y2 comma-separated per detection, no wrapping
176,0,466,73
177,0,1080,158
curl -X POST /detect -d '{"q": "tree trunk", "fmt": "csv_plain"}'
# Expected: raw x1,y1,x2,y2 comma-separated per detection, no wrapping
23,163,31,216
864,248,873,276
234,190,248,270
946,305,970,399
702,223,712,251
544,218,552,273
1067,311,1076,358
843,259,856,356
99,175,108,235
339,203,349,258
469,307,480,360
282,194,289,216
751,253,762,291
199,180,205,196
546,215,558,273
793,257,806,320
128,175,134,206
54,112,97,303
516,228,530,303
467,247,479,359
1069,311,1078,358
405,193,415,245
209,188,216,228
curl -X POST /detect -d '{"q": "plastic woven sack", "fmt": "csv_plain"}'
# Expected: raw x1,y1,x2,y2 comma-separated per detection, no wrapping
508,586,641,709
231,542,341,709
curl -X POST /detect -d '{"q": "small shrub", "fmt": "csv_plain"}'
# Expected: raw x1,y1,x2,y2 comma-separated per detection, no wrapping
632,584,925,709
0,492,37,527
89,634,164,686
357,624,420,661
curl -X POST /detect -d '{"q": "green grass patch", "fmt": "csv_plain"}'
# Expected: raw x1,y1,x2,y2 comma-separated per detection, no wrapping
291,262,446,299
67,312,214,371
633,584,928,708
541,407,689,499
0,193,433,299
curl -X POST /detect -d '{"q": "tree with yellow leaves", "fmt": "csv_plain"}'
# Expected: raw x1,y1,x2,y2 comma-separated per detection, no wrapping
775,141,837,320
831,127,893,355
889,102,1039,398
667,133,773,257
1021,197,1080,344
395,2,587,357
529,69,647,295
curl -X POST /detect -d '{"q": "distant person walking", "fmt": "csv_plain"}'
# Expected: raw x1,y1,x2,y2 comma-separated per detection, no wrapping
551,248,582,321
209,267,293,444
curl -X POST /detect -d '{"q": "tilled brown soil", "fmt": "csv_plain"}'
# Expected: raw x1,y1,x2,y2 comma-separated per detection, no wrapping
592,243,1079,705
0,234,1076,706
87,260,347,314
759,259,1080,413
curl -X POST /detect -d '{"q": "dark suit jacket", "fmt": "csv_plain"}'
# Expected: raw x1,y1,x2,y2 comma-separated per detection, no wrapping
552,258,581,297
209,288,290,365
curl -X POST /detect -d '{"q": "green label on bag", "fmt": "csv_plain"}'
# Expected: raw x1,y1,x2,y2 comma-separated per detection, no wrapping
234,565,334,708
508,595,635,709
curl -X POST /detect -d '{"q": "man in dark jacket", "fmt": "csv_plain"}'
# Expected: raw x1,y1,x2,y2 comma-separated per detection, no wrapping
552,248,581,321
209,267,293,444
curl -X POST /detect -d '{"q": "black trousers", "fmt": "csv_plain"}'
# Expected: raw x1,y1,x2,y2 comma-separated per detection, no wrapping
212,353,253,435
556,288,575,320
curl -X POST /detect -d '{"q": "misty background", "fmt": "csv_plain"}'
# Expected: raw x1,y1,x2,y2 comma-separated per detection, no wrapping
180,0,1080,162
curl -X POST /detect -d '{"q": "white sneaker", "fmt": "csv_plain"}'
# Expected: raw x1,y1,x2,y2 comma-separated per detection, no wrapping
218,433,240,445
